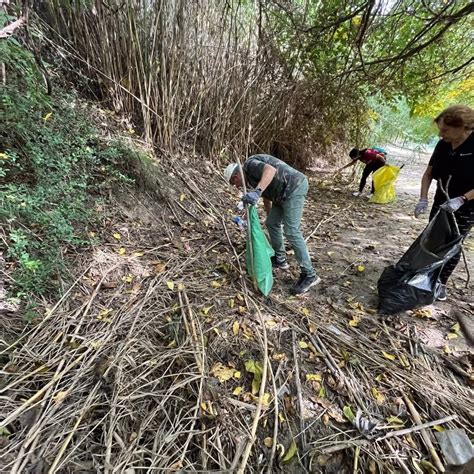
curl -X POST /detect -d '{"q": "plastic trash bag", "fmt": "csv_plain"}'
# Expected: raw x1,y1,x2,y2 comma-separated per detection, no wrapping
378,209,462,314
369,165,400,204
245,206,274,296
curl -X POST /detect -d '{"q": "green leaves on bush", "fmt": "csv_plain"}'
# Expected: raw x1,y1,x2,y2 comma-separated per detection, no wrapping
1,37,135,306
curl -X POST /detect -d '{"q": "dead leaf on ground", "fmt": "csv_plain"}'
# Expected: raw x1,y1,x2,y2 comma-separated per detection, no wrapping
211,363,235,383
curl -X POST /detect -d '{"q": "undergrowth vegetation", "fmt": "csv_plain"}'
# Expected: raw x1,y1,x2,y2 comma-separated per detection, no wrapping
1,37,139,313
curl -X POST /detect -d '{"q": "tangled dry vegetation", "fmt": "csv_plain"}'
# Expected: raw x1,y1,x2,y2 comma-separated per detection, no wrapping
1,152,473,473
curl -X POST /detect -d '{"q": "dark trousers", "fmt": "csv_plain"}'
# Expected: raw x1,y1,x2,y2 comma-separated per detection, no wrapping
359,161,384,193
429,205,474,284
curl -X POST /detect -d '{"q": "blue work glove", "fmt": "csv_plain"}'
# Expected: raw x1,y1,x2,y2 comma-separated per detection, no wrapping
440,196,466,213
414,198,428,218
242,189,262,206
232,216,247,229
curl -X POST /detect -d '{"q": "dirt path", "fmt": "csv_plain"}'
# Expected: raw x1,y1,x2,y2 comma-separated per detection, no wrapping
272,144,473,350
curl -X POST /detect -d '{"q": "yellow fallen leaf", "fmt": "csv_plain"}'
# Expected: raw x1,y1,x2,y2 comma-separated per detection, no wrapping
281,439,297,463
118,247,126,256
279,413,286,423
413,308,433,319
201,306,213,315
167,340,176,348
261,393,271,406
263,437,273,448
228,298,235,308
386,416,405,426
343,406,355,421
233,386,243,396
211,363,235,382
211,281,222,288
0,153,8,160
450,322,460,333
53,391,68,403
348,318,360,327
112,233,121,240
327,251,334,256
236,293,244,301
398,354,410,368
233,321,240,335
180,193,186,202
233,371,241,379
382,351,396,361
272,353,286,361
122,274,133,283
371,387,385,404
238,306,246,313
166,281,175,290
318,386,326,397
298,341,309,349
132,251,144,257
245,360,263,394
265,320,277,328
98,309,111,319
301,307,310,316
357,265,365,272
433,425,445,432
90,341,103,349
42,112,53,121
177,282,184,290
446,333,458,340
306,373,322,382
201,401,217,415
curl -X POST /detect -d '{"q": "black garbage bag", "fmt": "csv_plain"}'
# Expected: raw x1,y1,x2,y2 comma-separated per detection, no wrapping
378,209,462,314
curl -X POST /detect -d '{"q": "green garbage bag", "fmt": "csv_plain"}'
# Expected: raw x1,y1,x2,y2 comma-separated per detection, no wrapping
245,206,274,296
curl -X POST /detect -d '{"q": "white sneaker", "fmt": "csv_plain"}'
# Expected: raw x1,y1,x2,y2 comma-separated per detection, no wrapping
352,191,362,197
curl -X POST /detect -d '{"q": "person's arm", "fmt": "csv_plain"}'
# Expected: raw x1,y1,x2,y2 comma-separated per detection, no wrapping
338,160,357,172
376,153,386,164
263,198,272,215
256,164,277,191
441,187,474,212
414,165,433,218
420,165,433,199
463,189,474,201
241,162,276,205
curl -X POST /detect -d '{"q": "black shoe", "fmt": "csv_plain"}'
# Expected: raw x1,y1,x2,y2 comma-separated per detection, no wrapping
290,274,321,295
271,256,290,270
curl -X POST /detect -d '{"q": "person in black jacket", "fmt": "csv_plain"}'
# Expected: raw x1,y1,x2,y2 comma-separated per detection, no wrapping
414,105,474,301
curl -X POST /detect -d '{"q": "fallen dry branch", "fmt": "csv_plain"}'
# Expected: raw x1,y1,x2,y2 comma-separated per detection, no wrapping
1,156,473,473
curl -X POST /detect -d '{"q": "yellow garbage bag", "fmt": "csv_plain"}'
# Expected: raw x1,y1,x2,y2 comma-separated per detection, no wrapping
369,165,401,204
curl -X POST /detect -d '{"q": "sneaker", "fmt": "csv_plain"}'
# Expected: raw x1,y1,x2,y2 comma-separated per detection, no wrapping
352,191,362,197
271,256,290,270
290,274,321,295
437,284,447,301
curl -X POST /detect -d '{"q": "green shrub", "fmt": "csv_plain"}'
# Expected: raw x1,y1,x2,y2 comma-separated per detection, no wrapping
0,35,136,309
